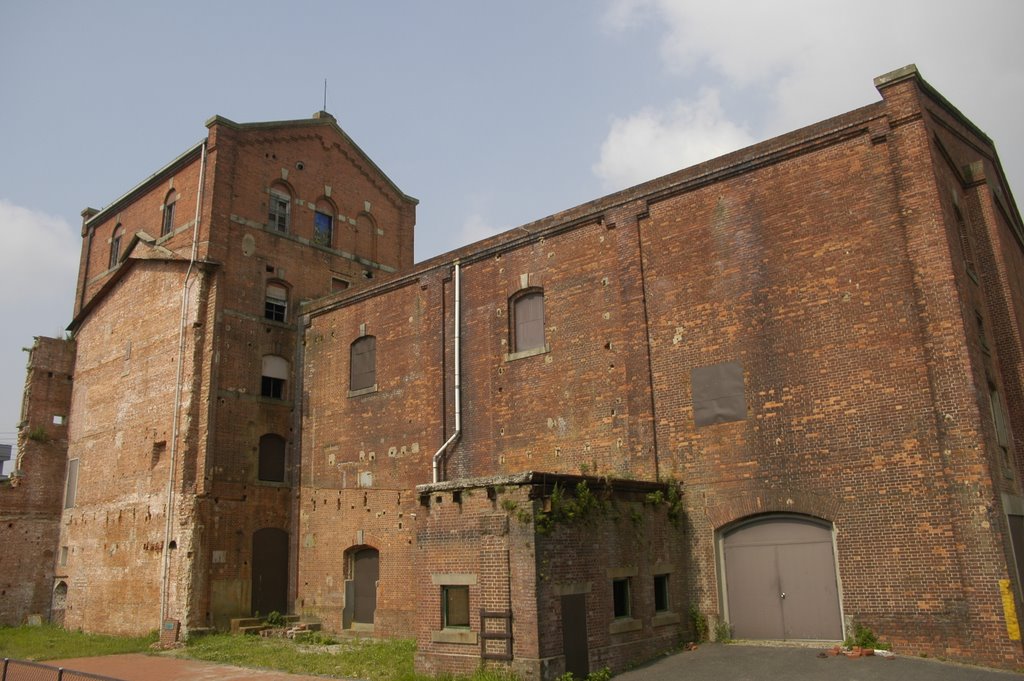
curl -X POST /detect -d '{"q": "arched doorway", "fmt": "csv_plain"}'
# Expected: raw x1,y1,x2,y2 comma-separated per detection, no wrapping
346,547,379,627
52,581,68,626
252,528,288,617
721,515,842,640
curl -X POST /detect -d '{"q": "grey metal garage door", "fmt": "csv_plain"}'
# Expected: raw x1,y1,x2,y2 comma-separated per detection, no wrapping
722,516,842,640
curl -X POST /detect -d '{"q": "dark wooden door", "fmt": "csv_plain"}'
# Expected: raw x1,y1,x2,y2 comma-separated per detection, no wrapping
353,548,379,624
252,528,288,617
724,517,842,640
561,593,589,678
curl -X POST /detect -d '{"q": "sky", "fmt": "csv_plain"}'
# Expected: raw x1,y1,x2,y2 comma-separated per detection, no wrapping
1,0,1022,472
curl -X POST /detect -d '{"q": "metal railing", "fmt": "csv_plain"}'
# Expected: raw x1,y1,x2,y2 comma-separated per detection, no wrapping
1,659,124,681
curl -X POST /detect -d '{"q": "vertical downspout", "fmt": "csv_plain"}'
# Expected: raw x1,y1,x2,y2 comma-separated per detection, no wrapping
636,213,661,481
432,262,461,483
160,141,208,626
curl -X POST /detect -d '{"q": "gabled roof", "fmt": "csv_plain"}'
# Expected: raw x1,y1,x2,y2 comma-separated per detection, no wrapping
206,112,419,206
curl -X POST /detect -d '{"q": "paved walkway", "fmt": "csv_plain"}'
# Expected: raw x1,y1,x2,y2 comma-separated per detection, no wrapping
615,643,1022,681
25,645,1024,681
43,653,352,681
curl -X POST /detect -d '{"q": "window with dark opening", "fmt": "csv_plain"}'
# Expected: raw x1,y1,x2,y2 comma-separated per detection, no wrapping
512,289,545,353
654,574,669,613
350,336,376,391
258,434,286,482
261,355,289,399
161,192,176,236
612,578,631,618
109,224,124,268
265,283,288,322
954,203,978,280
268,187,291,232
442,585,469,628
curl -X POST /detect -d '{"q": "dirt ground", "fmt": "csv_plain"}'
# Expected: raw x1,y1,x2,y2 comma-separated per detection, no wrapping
32,653,358,681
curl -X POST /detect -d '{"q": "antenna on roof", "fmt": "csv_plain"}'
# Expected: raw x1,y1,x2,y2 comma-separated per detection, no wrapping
323,79,328,112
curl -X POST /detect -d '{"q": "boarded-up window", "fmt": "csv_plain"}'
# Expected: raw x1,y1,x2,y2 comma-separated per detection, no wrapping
259,434,286,483
265,283,288,322
692,362,746,427
350,336,376,391
262,355,289,399
64,458,79,509
513,289,545,352
442,585,469,628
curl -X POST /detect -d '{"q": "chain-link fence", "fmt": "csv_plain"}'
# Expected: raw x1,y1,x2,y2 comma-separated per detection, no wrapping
1,659,124,681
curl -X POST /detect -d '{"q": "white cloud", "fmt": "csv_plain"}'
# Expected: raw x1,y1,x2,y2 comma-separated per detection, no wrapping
0,200,79,455
593,89,754,191
600,0,1024,190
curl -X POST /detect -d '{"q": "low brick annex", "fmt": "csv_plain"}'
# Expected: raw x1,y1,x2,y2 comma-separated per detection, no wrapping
4,65,1024,678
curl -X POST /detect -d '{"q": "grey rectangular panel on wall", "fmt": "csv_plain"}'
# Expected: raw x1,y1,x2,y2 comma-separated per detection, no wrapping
692,361,746,427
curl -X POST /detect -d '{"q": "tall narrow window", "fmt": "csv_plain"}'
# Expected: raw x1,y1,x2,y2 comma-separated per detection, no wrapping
612,578,631,618
350,336,377,392
109,224,124,268
161,191,176,236
268,187,291,232
314,199,334,247
954,203,978,281
512,289,545,352
261,355,289,399
265,283,288,322
64,458,80,509
653,574,670,613
258,434,286,483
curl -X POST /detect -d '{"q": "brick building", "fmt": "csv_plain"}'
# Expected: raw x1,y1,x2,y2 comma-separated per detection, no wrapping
4,64,1024,676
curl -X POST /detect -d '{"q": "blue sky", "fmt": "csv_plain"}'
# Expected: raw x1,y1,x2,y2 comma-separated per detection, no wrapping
1,0,1022,470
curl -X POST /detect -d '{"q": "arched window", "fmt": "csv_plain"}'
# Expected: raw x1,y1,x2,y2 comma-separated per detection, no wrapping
161,190,177,236
313,199,334,247
350,336,376,392
265,282,288,322
109,224,124,269
258,434,286,482
261,355,289,399
268,185,291,232
511,289,545,353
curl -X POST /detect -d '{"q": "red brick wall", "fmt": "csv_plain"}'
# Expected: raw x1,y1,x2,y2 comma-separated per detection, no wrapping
0,337,74,625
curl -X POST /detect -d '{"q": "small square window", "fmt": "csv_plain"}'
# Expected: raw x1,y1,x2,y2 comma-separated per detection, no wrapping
654,574,669,613
262,376,284,399
612,578,631,618
442,585,470,628
53,415,65,425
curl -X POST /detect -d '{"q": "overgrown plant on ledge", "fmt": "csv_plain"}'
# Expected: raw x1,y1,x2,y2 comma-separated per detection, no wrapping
644,480,683,528
844,621,891,651
689,605,709,642
533,480,608,535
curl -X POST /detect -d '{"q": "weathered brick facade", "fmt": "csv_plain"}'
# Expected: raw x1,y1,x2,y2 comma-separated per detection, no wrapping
0,337,74,626
6,65,1024,676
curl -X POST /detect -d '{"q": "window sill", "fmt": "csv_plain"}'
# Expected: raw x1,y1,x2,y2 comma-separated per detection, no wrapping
255,479,291,488
348,384,378,398
652,611,680,627
503,344,551,362
608,617,641,635
432,628,477,645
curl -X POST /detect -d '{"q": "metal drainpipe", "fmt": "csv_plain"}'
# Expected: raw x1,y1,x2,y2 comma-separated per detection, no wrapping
160,141,207,626
432,261,461,483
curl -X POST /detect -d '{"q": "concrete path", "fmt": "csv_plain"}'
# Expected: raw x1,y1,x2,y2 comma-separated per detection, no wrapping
614,643,1022,681
42,653,354,681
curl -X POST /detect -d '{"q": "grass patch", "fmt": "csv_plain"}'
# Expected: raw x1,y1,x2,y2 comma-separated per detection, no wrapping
181,634,520,681
0,624,157,661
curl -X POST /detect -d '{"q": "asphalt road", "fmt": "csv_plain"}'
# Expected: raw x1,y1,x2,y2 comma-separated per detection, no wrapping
614,644,1022,681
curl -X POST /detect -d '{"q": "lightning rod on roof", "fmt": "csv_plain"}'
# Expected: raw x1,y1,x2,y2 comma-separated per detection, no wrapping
323,79,328,112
